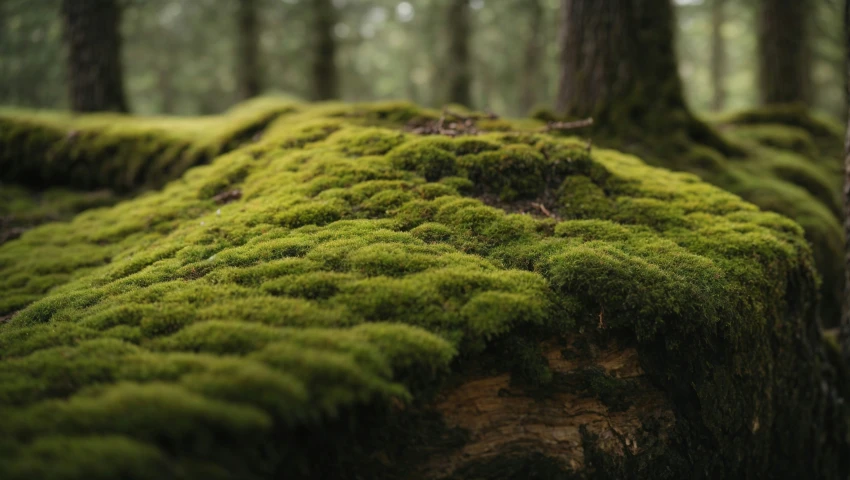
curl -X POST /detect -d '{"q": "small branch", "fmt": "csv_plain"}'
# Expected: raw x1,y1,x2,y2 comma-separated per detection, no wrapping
530,202,554,218
544,118,594,132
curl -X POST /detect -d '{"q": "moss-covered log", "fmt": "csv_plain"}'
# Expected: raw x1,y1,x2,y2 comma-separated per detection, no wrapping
0,102,847,479
0,99,298,192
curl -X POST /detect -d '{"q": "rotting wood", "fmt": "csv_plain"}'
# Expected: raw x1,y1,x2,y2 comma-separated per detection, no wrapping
418,339,675,478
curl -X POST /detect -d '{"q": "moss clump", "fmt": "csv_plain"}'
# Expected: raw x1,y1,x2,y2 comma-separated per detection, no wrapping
0,101,844,479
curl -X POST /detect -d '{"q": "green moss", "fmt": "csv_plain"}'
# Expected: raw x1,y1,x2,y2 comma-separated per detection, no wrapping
0,98,299,192
0,101,843,478
556,100,845,327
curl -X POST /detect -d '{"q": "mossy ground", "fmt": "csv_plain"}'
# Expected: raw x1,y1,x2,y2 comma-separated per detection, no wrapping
0,101,843,478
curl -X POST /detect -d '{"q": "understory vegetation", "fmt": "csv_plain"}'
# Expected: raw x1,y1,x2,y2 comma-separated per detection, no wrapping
0,100,844,479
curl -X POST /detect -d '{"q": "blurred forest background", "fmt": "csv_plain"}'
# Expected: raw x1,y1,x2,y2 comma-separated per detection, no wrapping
0,0,846,120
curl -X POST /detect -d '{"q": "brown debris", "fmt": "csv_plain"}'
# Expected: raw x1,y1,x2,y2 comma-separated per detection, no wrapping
212,189,242,204
405,108,482,137
530,201,554,218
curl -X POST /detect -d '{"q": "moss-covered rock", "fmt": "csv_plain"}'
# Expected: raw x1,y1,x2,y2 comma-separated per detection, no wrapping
0,101,845,479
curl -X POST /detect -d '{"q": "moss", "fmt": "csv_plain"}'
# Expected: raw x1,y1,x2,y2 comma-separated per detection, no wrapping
0,101,844,479
554,99,845,327
0,98,299,192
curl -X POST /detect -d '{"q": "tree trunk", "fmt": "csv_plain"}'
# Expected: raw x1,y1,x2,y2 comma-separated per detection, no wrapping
519,0,544,115
445,0,472,107
841,0,850,360
310,0,338,101
60,0,128,113
710,0,727,111
758,0,811,105
237,0,262,100
554,0,704,141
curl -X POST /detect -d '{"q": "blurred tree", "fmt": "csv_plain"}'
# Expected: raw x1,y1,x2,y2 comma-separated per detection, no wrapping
446,0,471,107
519,0,543,114
710,0,727,111
758,0,811,105
555,0,687,128
842,0,850,355
237,0,261,100
61,0,128,112
311,0,339,100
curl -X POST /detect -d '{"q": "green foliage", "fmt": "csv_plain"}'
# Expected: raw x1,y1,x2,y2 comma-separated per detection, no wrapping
0,101,838,478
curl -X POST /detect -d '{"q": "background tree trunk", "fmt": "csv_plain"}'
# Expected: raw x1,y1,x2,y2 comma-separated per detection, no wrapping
446,0,472,107
310,0,338,101
237,0,261,100
758,0,811,105
519,0,543,115
61,0,128,113
554,0,688,130
710,0,727,111
841,0,850,359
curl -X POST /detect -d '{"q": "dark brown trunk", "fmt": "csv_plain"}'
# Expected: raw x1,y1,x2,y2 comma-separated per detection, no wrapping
158,68,175,114
446,0,472,107
758,0,811,105
61,0,128,113
841,0,850,359
555,0,686,130
710,0,727,111
520,0,544,115
237,0,262,100
310,0,338,101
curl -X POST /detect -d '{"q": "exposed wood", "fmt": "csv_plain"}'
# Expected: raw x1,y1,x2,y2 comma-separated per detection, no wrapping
419,339,675,478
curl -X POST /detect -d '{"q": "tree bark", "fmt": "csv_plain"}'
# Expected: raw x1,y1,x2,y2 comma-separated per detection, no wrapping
310,0,339,101
60,0,128,113
519,0,543,115
841,0,850,360
757,0,811,105
237,0,262,100
554,0,691,134
710,0,727,111
445,0,472,107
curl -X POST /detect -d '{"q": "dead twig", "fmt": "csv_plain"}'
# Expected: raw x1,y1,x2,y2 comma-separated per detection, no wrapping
530,202,554,218
545,118,594,132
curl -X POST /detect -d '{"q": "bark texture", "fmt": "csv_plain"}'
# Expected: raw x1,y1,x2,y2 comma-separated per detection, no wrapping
519,0,544,114
446,0,472,107
554,0,737,159
310,0,339,101
757,0,811,105
61,0,128,113
842,0,850,359
555,0,684,123
710,0,727,111
237,0,262,100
